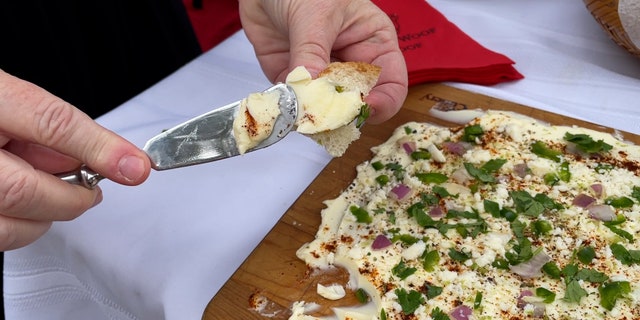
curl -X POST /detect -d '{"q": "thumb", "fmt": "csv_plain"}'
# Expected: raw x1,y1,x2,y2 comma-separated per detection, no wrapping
284,4,339,79
0,71,151,185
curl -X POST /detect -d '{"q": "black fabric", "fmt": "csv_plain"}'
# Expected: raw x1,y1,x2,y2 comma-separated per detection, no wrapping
0,0,202,119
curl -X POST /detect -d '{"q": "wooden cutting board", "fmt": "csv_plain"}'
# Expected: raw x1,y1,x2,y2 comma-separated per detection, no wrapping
202,83,640,319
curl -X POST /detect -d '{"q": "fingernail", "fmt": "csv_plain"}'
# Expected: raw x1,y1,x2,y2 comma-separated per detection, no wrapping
118,155,145,183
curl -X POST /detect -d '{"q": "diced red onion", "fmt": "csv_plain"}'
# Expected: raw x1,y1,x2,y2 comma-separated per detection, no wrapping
442,141,470,156
371,234,392,250
513,163,529,178
588,204,616,221
401,142,416,155
390,184,412,201
449,305,472,320
517,290,534,309
429,206,445,218
590,184,603,198
510,251,551,278
573,193,596,208
517,290,546,318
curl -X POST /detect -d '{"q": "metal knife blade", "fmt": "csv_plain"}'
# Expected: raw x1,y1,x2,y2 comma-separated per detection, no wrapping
57,83,298,188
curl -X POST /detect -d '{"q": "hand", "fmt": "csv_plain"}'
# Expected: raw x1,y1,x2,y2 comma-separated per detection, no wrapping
0,70,151,250
239,0,408,124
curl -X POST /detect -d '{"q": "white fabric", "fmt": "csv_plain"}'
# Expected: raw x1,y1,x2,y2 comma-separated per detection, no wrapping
4,1,640,319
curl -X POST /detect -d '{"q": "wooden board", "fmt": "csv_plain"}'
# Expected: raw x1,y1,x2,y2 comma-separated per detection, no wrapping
202,83,640,319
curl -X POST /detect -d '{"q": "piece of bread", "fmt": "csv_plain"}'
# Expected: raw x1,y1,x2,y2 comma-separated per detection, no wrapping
305,62,381,157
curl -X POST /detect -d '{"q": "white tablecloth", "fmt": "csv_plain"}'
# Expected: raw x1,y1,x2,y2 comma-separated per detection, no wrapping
4,1,640,319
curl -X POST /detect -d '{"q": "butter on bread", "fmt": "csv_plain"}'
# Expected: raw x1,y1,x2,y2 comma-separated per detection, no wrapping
287,62,381,157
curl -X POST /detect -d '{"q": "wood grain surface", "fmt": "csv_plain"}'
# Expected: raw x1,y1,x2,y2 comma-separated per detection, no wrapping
202,83,640,319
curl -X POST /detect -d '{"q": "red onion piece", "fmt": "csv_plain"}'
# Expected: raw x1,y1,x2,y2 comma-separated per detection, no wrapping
590,184,603,198
449,305,472,320
390,184,412,201
517,290,534,309
588,204,616,221
371,234,392,250
510,251,551,278
517,290,546,318
442,141,470,156
429,206,445,218
573,193,596,208
402,142,416,155
513,163,529,178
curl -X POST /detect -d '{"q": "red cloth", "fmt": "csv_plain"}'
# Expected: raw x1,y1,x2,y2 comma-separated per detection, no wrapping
182,0,242,52
372,0,524,86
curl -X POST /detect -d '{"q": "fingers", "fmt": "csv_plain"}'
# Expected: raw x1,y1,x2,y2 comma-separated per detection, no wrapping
0,215,51,251
0,150,102,222
0,70,151,185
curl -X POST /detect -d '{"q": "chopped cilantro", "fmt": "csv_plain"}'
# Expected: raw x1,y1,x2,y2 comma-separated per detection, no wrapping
532,219,553,236
467,158,508,183
380,309,387,320
599,281,631,311
448,248,471,262
564,279,588,304
422,249,440,272
605,196,634,208
430,307,451,320
610,243,640,265
415,172,448,184
483,199,501,217
632,186,640,202
531,140,562,162
564,132,612,154
461,124,484,143
474,292,483,309
432,185,454,198
424,284,443,300
395,288,424,315
576,246,596,264
536,287,556,303
411,150,431,160
558,161,571,182
354,288,369,303
391,233,420,245
385,162,405,180
349,205,372,223
542,261,562,279
510,190,559,217
392,260,417,280
355,104,370,128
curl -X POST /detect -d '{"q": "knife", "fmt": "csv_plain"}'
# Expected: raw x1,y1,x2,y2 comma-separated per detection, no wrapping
57,83,298,189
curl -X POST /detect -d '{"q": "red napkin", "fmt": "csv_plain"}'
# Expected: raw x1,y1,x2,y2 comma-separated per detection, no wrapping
372,0,524,86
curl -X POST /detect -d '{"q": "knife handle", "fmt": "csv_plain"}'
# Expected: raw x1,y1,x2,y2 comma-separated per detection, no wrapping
56,164,105,189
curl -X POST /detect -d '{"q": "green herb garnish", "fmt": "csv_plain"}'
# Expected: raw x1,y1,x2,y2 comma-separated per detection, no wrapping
355,104,370,128
349,205,372,223
354,288,369,303
461,124,484,143
415,172,448,184
395,288,424,315
564,132,612,154
599,281,631,311
536,287,556,303
531,140,562,162
392,260,417,280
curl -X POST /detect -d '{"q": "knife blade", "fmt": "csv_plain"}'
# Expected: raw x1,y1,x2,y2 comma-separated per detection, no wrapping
57,83,298,189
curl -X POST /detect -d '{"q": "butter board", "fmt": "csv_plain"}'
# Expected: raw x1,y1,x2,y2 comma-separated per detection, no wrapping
202,83,640,319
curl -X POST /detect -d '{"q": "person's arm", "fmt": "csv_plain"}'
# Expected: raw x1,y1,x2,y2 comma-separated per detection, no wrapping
0,70,151,250
238,0,408,124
